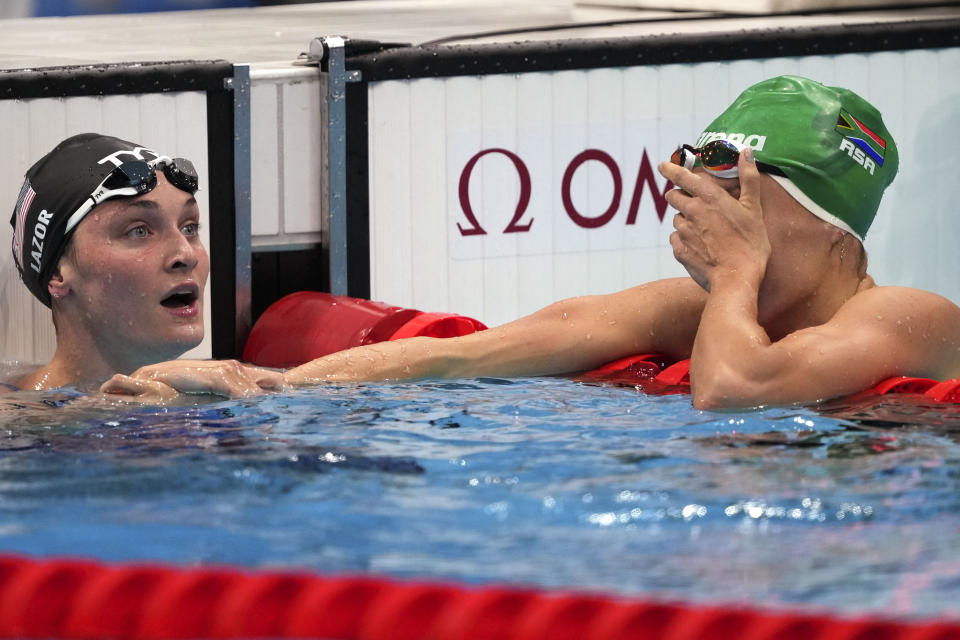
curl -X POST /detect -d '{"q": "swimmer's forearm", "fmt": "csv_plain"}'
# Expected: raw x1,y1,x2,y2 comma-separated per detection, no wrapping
689,270,774,408
281,336,458,384
281,312,591,385
281,291,675,384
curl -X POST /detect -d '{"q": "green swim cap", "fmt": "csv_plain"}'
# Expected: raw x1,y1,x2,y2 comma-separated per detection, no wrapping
695,75,898,240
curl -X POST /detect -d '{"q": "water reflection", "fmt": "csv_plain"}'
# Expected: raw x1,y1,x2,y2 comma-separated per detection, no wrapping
0,379,957,618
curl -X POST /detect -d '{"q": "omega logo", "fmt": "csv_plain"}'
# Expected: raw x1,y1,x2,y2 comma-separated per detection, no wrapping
457,148,673,236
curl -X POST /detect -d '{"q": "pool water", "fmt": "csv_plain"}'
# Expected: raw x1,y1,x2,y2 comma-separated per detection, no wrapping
1,377,959,620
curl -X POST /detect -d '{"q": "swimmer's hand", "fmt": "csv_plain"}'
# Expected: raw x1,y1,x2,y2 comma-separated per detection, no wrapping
100,359,284,401
658,148,769,292
99,375,180,403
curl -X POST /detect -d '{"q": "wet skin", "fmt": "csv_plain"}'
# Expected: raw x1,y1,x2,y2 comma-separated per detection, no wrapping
103,151,960,408
17,173,209,390
668,161,863,341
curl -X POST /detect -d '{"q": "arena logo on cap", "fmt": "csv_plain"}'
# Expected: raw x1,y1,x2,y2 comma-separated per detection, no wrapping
694,131,767,151
836,110,885,175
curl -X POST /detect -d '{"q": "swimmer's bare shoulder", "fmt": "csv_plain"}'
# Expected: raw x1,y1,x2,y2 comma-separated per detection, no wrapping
835,283,960,380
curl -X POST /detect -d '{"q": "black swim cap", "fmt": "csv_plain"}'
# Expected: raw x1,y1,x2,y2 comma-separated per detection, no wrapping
10,133,167,308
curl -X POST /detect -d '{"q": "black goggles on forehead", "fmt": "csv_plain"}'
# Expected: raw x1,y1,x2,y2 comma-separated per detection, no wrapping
670,140,784,179
64,156,199,234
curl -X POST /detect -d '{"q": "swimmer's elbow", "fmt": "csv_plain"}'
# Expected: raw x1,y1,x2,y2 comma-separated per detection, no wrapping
691,385,740,410
689,363,768,410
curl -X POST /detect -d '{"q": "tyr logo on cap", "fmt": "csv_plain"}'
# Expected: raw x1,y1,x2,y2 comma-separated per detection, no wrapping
10,133,173,308
97,146,160,168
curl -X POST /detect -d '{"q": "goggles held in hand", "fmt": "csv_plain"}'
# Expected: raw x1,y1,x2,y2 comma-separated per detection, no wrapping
670,140,784,179
64,156,199,234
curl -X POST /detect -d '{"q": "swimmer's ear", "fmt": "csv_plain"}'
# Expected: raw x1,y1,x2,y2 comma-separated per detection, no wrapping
828,227,847,247
47,269,69,302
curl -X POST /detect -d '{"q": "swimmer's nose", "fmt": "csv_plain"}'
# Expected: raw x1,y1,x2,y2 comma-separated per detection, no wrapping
166,231,202,272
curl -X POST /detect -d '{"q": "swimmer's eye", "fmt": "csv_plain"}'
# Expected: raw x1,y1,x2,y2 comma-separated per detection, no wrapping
127,225,150,239
182,222,200,236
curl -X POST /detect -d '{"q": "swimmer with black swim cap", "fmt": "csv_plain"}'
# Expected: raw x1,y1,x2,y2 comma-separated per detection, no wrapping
9,133,211,390
105,77,960,408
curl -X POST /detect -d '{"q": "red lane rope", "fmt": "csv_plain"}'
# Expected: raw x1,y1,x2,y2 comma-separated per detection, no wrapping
0,554,956,640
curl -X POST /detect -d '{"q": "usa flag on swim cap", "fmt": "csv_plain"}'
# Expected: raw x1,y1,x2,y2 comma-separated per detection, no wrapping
11,179,35,272
836,109,886,167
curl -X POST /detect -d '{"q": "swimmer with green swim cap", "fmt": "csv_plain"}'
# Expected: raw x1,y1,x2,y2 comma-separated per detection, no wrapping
102,76,960,409
681,74,898,241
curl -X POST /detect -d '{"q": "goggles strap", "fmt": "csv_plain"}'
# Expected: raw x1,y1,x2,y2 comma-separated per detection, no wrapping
64,161,156,234
63,156,198,237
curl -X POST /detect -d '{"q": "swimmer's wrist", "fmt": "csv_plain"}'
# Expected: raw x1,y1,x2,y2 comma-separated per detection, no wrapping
709,266,764,295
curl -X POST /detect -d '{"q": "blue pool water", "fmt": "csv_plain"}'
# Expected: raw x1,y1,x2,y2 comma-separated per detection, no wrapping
1,376,960,620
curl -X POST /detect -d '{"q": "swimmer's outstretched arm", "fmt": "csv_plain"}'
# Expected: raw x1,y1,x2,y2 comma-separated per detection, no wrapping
101,279,705,399
660,151,960,408
281,278,706,386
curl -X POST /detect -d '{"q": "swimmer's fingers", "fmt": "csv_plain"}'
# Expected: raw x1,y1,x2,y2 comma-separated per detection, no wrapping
130,360,283,398
737,147,763,216
100,374,180,403
660,164,722,224
658,161,716,204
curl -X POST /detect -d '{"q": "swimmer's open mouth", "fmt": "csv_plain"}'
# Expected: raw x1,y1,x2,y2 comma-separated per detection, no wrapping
160,285,199,308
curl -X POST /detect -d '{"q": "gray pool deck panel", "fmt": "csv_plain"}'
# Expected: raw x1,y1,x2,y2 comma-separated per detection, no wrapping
0,0,957,70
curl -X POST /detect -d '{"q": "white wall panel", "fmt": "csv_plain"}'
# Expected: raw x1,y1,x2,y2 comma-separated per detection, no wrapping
584,67,624,296
514,72,555,315
0,92,210,369
250,82,281,237
368,48,960,329
280,79,324,235
26,98,67,364
479,73,520,325
443,76,485,322
620,66,671,287
369,79,414,311
408,78,449,314
0,99,33,365
100,95,142,143
65,96,104,135
653,64,695,274
550,71,590,306
248,67,325,247
872,48,960,302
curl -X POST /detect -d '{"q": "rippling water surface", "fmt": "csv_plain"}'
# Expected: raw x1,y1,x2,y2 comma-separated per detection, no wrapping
1,377,960,619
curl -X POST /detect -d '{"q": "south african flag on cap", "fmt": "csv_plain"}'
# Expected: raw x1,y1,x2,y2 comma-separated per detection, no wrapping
836,109,886,167
699,76,898,240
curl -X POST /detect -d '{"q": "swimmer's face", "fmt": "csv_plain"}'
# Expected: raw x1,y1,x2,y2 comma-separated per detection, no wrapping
54,172,209,364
